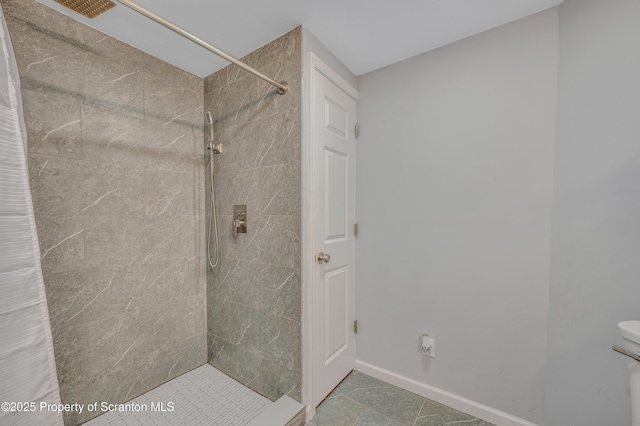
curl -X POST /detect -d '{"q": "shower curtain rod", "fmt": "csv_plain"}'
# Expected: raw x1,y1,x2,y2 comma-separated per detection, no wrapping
115,0,289,95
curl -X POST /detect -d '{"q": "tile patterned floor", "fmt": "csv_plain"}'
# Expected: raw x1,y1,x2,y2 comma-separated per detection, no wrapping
308,371,494,426
85,364,271,425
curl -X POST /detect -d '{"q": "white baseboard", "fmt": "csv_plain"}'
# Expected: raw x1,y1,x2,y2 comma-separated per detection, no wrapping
354,360,539,426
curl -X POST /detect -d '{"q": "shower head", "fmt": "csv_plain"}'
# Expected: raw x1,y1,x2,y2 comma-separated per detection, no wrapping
205,112,214,143
55,0,115,18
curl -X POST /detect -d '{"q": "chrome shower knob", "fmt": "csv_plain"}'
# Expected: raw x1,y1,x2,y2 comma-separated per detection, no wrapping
316,252,331,264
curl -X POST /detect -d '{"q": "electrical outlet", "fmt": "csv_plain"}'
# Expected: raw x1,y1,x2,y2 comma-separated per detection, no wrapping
424,338,435,358
421,334,435,358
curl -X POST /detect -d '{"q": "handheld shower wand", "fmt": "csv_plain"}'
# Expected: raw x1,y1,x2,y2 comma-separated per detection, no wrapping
205,112,223,154
206,112,221,268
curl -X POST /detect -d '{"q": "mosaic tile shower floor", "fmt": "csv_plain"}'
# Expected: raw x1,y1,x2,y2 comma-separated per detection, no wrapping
84,364,270,425
309,371,494,426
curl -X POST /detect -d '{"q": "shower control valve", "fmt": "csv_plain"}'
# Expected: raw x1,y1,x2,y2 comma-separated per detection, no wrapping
232,219,246,239
232,205,247,239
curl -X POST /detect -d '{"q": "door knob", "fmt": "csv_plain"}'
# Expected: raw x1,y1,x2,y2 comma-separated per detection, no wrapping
317,252,331,264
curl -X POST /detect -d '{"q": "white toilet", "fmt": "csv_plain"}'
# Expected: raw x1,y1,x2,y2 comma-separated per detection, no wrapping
618,321,640,426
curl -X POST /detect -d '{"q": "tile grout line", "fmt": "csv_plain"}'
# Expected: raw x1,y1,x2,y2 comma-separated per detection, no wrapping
351,407,365,426
412,399,426,426
334,373,429,426
337,393,371,420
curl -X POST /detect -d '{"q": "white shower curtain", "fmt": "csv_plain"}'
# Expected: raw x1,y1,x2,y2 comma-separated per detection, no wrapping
0,5,63,426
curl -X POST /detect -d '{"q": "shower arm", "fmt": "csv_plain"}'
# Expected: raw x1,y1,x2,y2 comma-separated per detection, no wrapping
114,0,288,95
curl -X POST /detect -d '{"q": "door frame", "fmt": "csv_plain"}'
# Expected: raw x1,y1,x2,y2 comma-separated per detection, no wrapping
302,52,359,420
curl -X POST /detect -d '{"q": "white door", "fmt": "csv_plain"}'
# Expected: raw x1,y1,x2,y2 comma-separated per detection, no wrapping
311,62,357,407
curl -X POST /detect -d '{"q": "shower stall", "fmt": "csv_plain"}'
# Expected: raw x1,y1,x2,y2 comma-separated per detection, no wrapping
0,0,303,424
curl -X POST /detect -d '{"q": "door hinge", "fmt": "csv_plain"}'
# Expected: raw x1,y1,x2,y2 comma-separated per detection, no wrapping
354,223,358,238
355,123,359,139
354,320,358,334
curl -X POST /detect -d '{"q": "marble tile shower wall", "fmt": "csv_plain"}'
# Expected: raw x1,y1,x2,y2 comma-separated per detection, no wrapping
2,1,206,424
204,27,302,402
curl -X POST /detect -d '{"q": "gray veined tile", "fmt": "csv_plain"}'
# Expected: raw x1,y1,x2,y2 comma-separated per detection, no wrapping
142,58,203,127
2,0,75,38
413,399,494,426
5,8,93,76
207,295,230,340
4,3,147,120
209,124,256,176
141,54,202,94
332,371,381,394
144,168,200,216
205,72,277,133
141,257,202,302
81,104,199,172
83,215,197,269
22,89,82,159
227,303,300,371
142,297,199,343
355,409,408,426
45,266,142,325
11,15,145,119
222,260,261,308
213,167,261,219
195,214,208,260
333,371,425,425
203,72,250,126
254,215,301,269
3,0,129,61
251,107,302,169
309,394,365,426
49,268,205,422
48,268,200,350
207,332,227,363
208,257,236,300
202,13,302,412
208,340,262,385
85,69,145,120
212,215,295,269
216,214,271,264
204,66,227,95
258,264,301,321
210,106,301,176
28,154,145,216
252,58,301,116
225,62,246,88
253,163,301,216
235,27,301,81
193,291,208,332
34,215,84,275
246,358,301,402
53,317,150,414
57,326,203,425
117,333,206,410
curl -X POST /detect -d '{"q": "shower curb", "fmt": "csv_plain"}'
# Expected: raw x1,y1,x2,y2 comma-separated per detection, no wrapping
246,395,305,426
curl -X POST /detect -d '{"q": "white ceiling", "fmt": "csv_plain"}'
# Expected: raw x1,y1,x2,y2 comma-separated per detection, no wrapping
37,0,563,78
